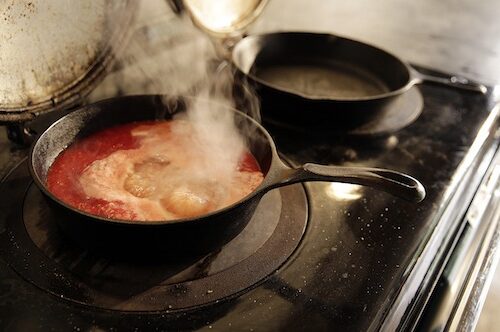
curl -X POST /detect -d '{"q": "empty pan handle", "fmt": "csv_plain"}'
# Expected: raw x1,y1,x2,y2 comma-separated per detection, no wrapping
266,163,425,202
410,67,487,94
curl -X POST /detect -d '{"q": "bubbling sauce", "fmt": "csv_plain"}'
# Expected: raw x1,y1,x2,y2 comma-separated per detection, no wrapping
46,120,264,221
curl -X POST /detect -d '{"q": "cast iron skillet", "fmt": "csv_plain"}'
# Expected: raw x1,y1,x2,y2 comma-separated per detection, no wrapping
29,95,425,258
232,32,487,128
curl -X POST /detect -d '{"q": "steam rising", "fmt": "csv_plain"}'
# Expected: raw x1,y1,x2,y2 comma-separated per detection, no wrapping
88,11,262,209
179,94,246,182
167,17,253,186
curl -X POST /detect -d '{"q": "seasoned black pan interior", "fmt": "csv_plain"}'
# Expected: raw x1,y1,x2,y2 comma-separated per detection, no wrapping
233,32,411,100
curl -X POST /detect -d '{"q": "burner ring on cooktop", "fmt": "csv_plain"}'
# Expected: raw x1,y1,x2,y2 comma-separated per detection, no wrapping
261,86,423,136
0,160,308,312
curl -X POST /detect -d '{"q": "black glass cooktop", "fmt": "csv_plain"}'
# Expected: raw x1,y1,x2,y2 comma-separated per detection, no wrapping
0,75,498,331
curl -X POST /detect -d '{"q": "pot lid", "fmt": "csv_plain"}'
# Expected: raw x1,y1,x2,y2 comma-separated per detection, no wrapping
182,0,268,37
0,0,135,122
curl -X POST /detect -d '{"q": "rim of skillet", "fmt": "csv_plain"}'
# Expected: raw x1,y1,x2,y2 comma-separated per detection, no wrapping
231,31,414,102
28,94,281,226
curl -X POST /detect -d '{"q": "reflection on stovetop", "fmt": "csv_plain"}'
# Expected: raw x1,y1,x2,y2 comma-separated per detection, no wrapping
258,85,497,331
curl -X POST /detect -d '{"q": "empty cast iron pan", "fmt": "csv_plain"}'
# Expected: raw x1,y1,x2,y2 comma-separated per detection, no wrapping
232,32,487,128
29,95,425,258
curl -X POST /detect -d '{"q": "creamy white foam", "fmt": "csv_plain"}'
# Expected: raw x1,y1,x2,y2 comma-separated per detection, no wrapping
79,121,263,221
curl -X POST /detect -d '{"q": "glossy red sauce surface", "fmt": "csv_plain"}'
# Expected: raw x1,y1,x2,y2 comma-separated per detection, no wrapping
46,120,261,221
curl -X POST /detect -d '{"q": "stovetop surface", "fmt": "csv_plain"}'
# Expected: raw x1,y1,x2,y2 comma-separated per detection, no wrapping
0,158,308,313
0,75,497,331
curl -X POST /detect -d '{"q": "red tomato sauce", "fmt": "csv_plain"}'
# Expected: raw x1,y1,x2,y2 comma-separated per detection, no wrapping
46,120,262,220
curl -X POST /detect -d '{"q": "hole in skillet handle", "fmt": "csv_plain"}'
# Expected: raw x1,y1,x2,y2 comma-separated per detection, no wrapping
6,104,84,146
6,123,37,146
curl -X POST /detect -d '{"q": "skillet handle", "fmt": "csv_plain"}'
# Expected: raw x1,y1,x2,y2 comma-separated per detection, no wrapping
269,163,425,203
410,67,487,94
